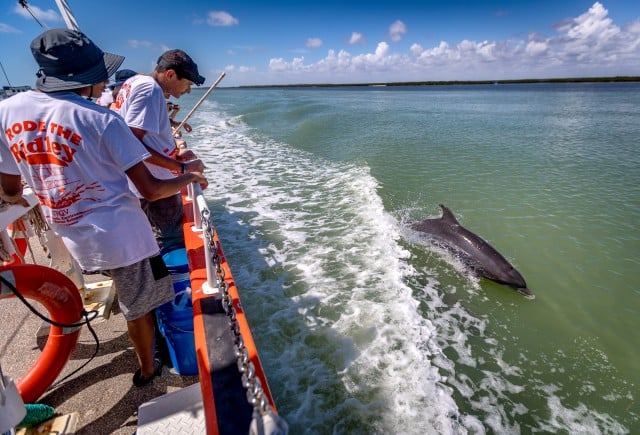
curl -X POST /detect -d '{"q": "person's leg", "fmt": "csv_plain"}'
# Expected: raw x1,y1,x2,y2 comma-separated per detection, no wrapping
107,255,174,384
127,312,156,377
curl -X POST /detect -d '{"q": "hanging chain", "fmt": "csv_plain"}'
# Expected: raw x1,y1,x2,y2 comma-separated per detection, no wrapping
200,208,271,416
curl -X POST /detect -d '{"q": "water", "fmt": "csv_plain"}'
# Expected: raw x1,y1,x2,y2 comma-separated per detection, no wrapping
180,82,639,434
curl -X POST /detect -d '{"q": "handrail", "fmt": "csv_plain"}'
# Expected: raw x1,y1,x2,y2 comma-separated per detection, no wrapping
189,183,216,294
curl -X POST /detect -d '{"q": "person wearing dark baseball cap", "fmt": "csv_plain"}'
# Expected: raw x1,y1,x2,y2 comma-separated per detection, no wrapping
0,28,208,388
156,49,205,86
114,48,207,254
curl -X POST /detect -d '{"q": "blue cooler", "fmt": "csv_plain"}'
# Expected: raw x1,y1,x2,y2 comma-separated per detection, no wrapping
156,247,197,375
162,248,189,275
156,301,197,375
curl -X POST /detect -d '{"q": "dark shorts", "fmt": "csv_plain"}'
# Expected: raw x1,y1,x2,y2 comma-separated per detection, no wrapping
106,254,174,321
140,193,185,252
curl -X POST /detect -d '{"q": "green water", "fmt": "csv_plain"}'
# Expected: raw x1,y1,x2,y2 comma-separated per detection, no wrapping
185,82,639,433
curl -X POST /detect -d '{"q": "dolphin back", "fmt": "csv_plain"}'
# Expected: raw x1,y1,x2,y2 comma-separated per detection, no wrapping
410,204,459,232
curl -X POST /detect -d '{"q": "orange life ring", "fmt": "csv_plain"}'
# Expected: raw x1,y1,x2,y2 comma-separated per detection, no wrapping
0,264,83,404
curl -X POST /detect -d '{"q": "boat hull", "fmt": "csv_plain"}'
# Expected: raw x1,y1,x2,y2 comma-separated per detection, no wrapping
181,188,278,433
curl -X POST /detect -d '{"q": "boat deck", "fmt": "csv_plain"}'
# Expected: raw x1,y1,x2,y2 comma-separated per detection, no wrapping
1,187,281,434
1,260,200,434
0,194,201,434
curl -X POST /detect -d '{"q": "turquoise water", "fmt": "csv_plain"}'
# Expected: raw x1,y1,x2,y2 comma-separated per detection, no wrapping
182,82,639,434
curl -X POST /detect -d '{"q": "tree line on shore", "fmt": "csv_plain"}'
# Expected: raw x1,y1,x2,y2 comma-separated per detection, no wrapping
234,76,640,89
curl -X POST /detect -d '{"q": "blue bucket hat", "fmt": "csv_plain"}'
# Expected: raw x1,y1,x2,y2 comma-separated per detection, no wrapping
110,69,137,89
31,28,124,92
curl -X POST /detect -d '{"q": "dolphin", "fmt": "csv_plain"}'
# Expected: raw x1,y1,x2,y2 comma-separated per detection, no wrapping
411,204,533,299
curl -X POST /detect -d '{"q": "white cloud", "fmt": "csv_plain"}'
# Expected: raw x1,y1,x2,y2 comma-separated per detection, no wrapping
13,4,61,23
225,65,255,74
561,2,619,57
269,57,296,72
128,39,154,49
353,42,391,64
388,20,406,43
257,1,640,85
0,23,20,33
207,11,239,27
526,40,548,56
306,37,323,48
349,32,365,45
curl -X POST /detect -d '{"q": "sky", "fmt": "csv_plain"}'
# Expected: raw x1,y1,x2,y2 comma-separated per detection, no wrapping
1,0,639,87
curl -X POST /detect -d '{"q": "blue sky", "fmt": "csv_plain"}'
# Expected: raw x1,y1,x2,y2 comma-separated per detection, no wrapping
1,1,639,87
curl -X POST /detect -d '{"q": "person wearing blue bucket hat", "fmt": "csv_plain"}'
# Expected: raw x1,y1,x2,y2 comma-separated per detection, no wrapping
0,28,208,387
112,69,138,88
97,69,137,107
30,28,123,93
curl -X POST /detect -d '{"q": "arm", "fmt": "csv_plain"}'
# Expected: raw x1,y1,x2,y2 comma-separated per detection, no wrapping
129,126,205,173
125,161,208,202
174,138,197,161
171,119,192,133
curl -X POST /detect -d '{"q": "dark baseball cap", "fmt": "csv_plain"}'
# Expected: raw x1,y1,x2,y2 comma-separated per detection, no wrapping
156,49,205,86
31,28,124,92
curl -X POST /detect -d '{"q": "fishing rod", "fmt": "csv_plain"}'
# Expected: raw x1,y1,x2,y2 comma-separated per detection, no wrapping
0,61,12,87
174,72,226,135
18,1,47,29
19,0,79,31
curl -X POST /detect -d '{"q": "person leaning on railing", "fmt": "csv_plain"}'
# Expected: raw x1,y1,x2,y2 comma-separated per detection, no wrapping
113,49,206,252
167,101,192,136
0,28,208,388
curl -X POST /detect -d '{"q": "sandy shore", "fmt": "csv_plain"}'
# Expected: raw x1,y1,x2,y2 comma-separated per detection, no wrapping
1,237,198,434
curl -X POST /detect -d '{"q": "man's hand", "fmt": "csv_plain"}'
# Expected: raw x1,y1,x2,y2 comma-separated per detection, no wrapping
189,171,208,190
176,148,198,162
184,159,206,174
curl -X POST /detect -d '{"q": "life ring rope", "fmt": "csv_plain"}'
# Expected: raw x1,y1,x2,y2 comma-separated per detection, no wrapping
0,271,89,331
0,264,98,403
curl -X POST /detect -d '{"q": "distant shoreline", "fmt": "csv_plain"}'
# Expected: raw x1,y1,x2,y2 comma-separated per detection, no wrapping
228,76,640,89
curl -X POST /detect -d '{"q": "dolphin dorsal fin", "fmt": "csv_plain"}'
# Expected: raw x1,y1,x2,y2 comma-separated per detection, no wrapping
439,204,460,225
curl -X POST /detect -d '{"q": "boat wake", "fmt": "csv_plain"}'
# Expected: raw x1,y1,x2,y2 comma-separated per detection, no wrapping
188,104,461,433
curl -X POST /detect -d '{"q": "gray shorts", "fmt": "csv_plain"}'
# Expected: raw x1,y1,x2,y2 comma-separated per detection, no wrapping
106,254,175,321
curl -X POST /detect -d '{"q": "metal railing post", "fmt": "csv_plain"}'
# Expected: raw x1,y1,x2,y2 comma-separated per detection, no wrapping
190,183,217,294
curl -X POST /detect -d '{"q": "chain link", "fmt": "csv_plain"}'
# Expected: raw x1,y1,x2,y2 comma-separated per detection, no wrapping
201,208,271,416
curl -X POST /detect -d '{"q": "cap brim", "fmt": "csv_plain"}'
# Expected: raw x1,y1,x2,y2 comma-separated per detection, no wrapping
184,72,205,86
36,51,124,92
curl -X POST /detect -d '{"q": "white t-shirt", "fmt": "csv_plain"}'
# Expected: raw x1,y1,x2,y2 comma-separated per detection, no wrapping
114,74,176,197
0,90,159,271
96,89,114,107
